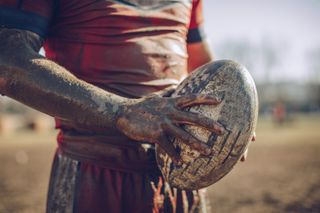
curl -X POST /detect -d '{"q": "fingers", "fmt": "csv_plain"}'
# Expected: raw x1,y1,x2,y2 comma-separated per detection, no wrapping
157,134,182,165
174,94,222,109
252,132,256,142
164,123,212,156
170,110,225,135
241,132,255,162
240,148,248,162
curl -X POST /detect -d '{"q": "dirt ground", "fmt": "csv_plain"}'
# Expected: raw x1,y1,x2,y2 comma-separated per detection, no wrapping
0,115,319,213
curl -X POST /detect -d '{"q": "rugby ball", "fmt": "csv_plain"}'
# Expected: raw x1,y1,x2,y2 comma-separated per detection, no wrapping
155,60,258,190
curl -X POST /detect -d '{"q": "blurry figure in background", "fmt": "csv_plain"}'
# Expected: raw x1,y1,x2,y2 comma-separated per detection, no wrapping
0,98,54,133
272,100,287,125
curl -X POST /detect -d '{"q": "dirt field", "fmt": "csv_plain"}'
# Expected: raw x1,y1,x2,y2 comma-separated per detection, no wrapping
0,116,319,213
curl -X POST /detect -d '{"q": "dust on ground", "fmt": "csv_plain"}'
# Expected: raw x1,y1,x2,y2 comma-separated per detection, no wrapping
0,116,319,213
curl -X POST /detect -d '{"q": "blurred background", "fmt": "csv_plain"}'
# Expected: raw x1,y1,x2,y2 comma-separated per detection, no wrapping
0,0,319,212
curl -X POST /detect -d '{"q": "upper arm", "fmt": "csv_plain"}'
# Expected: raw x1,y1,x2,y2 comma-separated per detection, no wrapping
187,0,214,72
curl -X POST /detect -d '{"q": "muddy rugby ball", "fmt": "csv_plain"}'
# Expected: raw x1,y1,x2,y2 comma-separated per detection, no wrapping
156,60,258,190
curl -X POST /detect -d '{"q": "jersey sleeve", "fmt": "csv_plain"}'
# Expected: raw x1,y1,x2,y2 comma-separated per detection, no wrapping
0,0,55,38
187,0,206,43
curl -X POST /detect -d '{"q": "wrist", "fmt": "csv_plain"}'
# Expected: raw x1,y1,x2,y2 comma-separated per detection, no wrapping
110,97,139,131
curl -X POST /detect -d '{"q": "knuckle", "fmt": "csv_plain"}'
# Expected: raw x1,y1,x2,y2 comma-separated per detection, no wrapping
193,113,202,120
162,118,172,129
185,112,198,121
171,97,181,106
167,109,178,118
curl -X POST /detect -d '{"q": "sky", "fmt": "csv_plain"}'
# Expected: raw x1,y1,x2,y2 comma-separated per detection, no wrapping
202,0,320,83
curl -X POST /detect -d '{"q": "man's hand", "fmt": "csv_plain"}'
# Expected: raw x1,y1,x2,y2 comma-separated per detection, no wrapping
115,94,225,164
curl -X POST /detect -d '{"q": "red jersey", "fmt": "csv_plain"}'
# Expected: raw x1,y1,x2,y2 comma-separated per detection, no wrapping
0,0,206,139
0,1,208,212
0,0,205,97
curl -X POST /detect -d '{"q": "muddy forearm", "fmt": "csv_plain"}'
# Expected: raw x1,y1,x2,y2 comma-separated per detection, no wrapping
0,29,129,131
0,29,225,160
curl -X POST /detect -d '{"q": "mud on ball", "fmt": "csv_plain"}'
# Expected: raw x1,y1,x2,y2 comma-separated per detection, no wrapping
156,60,258,190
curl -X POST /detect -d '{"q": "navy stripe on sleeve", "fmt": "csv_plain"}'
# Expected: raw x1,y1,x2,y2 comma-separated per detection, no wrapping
187,27,206,43
0,6,49,37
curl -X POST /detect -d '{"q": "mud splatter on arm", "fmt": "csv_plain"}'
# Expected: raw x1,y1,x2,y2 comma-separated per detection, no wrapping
0,28,128,132
0,28,224,158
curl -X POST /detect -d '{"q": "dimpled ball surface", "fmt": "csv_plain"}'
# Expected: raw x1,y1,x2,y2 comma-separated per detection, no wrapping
156,60,258,190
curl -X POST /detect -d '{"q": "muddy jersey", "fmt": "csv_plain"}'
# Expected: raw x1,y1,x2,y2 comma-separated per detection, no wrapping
0,0,206,139
0,2,208,212
0,0,205,97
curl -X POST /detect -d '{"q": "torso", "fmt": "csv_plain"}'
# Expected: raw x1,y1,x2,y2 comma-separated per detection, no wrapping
44,0,193,98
